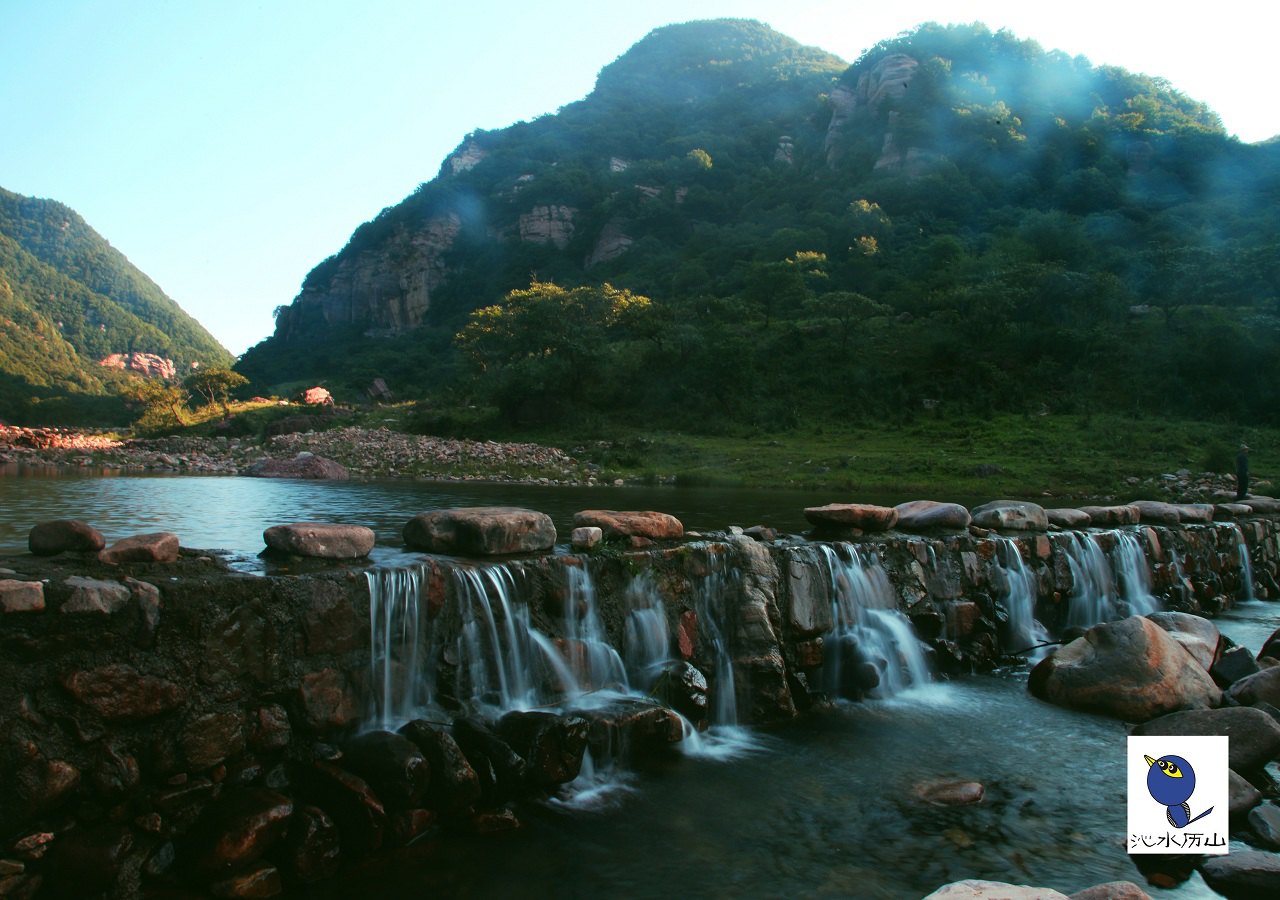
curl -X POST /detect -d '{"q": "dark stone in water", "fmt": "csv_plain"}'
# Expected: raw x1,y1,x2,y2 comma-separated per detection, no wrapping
282,805,341,885
44,824,134,896
208,861,284,898
1130,707,1280,773
452,718,527,804
649,661,709,724
497,710,590,788
182,786,294,876
28,519,105,556
305,761,386,854
341,730,431,813
1199,850,1280,897
398,720,481,815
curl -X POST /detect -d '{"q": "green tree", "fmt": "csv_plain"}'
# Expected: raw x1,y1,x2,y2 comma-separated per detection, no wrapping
184,367,250,414
121,377,190,431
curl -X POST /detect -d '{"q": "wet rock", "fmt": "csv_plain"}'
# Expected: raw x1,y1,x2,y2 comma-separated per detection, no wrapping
297,669,359,730
1216,503,1254,519
0,580,44,613
1131,707,1280,773
62,664,185,720
497,710,590,788
1078,505,1140,526
99,531,180,565
1261,626,1280,662
183,786,294,876
182,711,246,771
786,554,833,637
1248,802,1280,849
154,776,219,827
43,824,133,897
126,577,162,643
15,757,80,815
244,452,349,480
573,509,684,540
576,698,685,761
466,807,521,834
388,808,437,847
404,506,556,555
970,500,1048,531
570,526,602,550
1240,497,1280,514
913,780,985,805
91,740,141,800
282,805,341,884
1130,501,1181,525
803,503,898,532
246,706,291,755
1230,768,1263,819
894,500,972,532
1146,611,1221,671
452,718,527,802
1029,616,1221,721
61,575,131,615
1173,504,1215,524
1198,851,1280,898
263,523,374,559
1214,644,1262,688
398,721,481,814
1229,667,1280,707
677,609,698,660
28,519,105,555
924,881,1070,899
650,661,709,723
307,761,386,854
1046,508,1092,529
1069,883,1151,900
341,730,431,812
209,861,284,898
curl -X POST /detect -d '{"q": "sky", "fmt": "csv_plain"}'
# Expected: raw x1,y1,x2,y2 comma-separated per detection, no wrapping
2,1,1276,357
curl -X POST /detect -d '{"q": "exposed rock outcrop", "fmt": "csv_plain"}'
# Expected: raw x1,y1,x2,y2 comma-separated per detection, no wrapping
518,205,576,249
98,352,177,380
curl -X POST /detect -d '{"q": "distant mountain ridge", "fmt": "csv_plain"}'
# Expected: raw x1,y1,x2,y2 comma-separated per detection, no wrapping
0,186,232,423
233,18,1279,427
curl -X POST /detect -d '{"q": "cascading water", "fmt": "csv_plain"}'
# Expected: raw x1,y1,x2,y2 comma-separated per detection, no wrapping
818,544,931,699
367,565,432,729
559,564,628,699
990,537,1051,660
1228,523,1257,601
691,550,739,727
1062,533,1119,629
1112,531,1158,616
622,570,671,692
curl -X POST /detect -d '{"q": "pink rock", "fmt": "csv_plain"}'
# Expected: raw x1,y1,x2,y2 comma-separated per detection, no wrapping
1,579,45,613
98,532,180,565
404,506,556,555
62,664,185,720
29,519,106,555
803,503,898,531
263,522,374,559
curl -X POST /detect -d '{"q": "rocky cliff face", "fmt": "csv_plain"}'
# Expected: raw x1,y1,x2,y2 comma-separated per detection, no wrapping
824,52,919,168
98,352,178,380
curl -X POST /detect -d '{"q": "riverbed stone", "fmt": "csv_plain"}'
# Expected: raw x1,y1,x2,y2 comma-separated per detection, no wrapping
28,519,105,555
282,805,341,884
263,523,374,559
786,554,833,637
43,824,133,897
1079,505,1140,526
62,576,131,615
182,711,245,771
341,730,431,812
98,531,180,565
1198,851,1280,897
184,786,294,876
398,720,481,814
405,506,556,555
893,501,971,532
0,580,44,613
15,757,80,816
1028,616,1221,721
1230,768,1262,818
970,500,1048,531
924,881,1070,899
208,861,283,898
1146,611,1221,671
244,451,349,480
62,664,185,720
1128,500,1181,525
803,503,898,532
1172,503,1215,524
573,509,684,540
1248,802,1280,849
307,761,386,853
497,710,590,788
1131,707,1280,772
1261,626,1280,662
913,780,985,805
1069,882,1152,900
1215,502,1254,519
1213,644,1262,687
1046,508,1092,529
1227,666,1280,708
570,526,602,550
1240,497,1280,514
297,669,360,730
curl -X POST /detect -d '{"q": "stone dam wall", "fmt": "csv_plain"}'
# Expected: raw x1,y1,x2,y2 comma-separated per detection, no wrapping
1,514,1278,897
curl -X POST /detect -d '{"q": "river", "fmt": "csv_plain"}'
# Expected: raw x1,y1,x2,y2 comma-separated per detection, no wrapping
2,467,1274,897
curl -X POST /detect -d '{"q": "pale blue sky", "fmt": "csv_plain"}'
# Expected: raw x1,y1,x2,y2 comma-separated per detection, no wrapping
2,0,1274,356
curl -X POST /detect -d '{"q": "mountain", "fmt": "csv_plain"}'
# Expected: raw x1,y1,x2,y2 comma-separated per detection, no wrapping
240,19,1280,429
0,187,233,423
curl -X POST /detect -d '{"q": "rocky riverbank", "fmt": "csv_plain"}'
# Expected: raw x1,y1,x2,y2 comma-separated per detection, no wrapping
0,425,600,484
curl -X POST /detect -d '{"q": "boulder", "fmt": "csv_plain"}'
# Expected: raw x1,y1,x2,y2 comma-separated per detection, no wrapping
572,510,684,540
1248,802,1280,849
98,532,180,565
28,519,105,555
1259,626,1280,662
803,503,898,532
1227,667,1280,708
182,787,294,876
244,452,349,480
404,506,556,556
1079,505,1140,526
282,805,341,884
61,576,131,615
1213,644,1262,688
1229,768,1262,819
263,522,375,559
1069,883,1152,900
62,664,184,720
1214,503,1254,519
1198,851,1280,897
0,579,45,613
1146,611,1221,671
1128,500,1180,525
1240,497,1280,515
924,882,1070,900
894,501,971,532
341,731,431,812
1045,508,1092,529
1172,504,1215,524
306,762,385,854
913,780,985,805
570,526,602,550
1028,616,1221,721
1131,707,1280,773
496,710,590,788
649,661,709,723
970,500,1048,531
398,720,481,814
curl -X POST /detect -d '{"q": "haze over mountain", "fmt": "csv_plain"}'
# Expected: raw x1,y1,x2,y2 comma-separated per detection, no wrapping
0,186,232,423
236,19,1279,432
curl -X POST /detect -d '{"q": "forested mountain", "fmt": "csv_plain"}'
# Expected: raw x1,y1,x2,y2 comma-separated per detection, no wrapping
0,187,232,423
241,19,1280,430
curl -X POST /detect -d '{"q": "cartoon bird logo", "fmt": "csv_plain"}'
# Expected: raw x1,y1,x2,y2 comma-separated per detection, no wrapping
1145,753,1213,828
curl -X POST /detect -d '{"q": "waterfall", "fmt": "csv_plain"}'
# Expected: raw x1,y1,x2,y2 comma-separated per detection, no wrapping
560,564,629,698
1062,533,1119,629
1228,523,1257,601
990,537,1051,659
622,571,671,692
367,565,433,728
1112,531,1158,616
691,549,740,726
817,544,931,698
